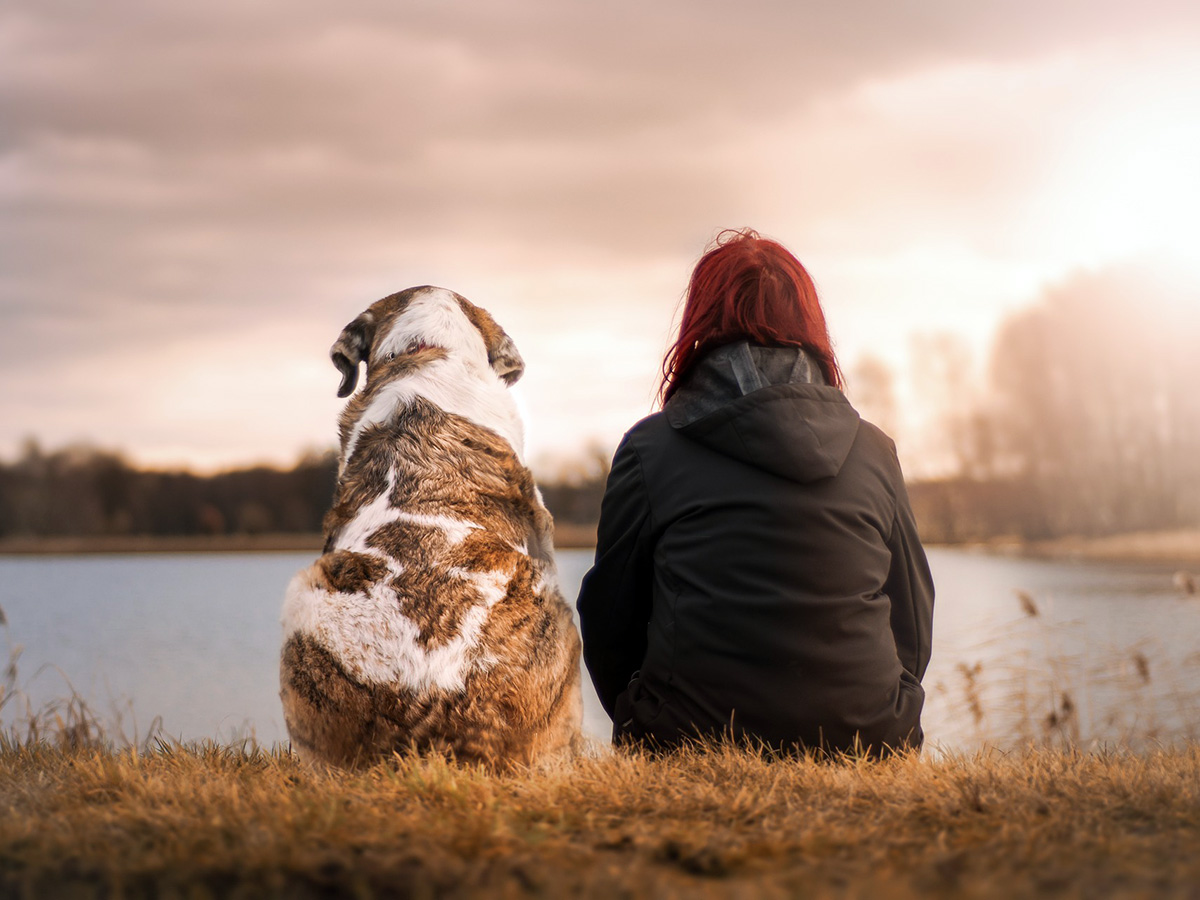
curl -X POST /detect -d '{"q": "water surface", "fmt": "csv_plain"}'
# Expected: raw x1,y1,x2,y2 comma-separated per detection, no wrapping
1,548,1196,751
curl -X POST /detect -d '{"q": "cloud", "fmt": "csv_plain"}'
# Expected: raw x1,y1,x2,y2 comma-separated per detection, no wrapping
3,0,1200,467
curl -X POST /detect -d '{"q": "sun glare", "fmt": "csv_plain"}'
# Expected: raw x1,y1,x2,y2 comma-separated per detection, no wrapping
1038,54,1200,266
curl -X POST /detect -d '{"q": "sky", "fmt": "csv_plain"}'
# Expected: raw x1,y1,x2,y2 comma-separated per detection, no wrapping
3,0,1200,476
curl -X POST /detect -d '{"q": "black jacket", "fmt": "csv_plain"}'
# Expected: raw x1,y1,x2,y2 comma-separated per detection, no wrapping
576,342,934,754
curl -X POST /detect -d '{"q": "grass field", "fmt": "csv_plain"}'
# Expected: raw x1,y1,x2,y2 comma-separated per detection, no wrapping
3,736,1200,899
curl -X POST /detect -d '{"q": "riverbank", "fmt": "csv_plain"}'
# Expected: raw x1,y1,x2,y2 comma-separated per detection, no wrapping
2,526,1198,568
0,522,600,555
989,528,1200,568
2,741,1199,899
0,533,325,555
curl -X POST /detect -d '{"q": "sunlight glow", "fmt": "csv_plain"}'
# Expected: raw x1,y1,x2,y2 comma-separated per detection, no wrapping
1043,68,1200,265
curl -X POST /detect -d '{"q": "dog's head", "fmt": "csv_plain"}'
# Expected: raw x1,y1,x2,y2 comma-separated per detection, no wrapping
329,286,525,398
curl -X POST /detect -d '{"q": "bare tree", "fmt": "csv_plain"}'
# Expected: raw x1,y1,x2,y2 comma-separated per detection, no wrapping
909,333,993,479
848,355,899,440
986,266,1200,536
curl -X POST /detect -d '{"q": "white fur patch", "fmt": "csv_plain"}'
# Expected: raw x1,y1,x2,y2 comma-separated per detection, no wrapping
341,359,524,471
334,470,404,558
390,511,481,546
332,471,480,557
280,467,519,693
374,288,491,377
339,289,525,470
282,573,498,693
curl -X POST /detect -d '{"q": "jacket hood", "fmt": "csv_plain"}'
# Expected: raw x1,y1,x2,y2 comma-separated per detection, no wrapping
663,342,860,483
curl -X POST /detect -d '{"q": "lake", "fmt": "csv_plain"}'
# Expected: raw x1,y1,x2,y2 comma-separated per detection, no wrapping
1,548,1197,753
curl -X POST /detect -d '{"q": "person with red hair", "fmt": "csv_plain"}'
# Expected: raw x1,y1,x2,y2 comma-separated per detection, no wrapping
576,229,934,756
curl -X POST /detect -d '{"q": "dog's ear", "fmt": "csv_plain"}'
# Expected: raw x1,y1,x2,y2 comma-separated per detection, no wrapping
455,297,525,386
488,331,525,386
330,311,377,398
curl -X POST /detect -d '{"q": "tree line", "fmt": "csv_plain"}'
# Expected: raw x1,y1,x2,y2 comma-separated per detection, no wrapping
0,442,610,540
3,266,1195,545
0,444,340,539
903,266,1200,542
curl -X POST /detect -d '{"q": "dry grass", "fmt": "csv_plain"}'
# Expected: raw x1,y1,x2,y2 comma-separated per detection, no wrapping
2,738,1200,899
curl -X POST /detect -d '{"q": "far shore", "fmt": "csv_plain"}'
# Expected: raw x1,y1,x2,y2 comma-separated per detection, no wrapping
0,522,601,556
960,527,1200,568
1,525,1199,567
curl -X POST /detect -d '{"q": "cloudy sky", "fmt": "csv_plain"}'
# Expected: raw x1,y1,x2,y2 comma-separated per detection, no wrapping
3,0,1199,474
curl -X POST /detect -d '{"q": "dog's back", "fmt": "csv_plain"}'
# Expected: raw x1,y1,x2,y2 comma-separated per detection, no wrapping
280,287,581,768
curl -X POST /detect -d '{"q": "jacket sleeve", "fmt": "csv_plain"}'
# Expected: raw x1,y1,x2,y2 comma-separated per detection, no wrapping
884,476,935,681
575,435,656,719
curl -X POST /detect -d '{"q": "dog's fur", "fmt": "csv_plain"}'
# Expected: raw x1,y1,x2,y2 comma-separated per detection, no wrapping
279,286,582,769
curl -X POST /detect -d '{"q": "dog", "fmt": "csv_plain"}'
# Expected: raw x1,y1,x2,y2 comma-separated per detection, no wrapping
280,286,582,769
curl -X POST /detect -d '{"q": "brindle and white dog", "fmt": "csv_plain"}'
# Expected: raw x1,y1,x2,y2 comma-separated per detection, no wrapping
280,286,582,769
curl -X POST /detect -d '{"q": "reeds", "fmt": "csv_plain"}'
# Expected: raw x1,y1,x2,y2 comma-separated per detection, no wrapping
924,582,1200,754
0,603,165,754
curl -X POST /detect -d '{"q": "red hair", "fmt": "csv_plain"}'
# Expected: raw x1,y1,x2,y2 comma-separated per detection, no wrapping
659,229,843,403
